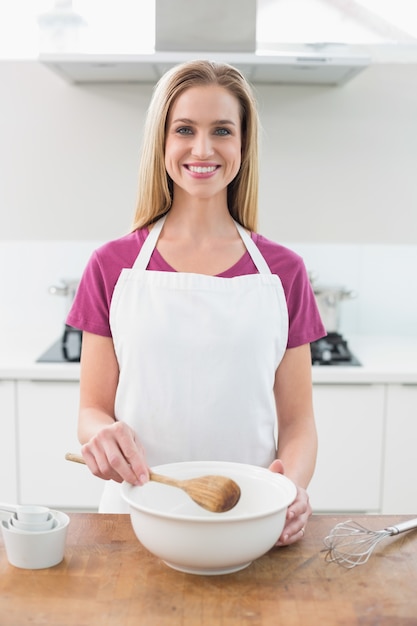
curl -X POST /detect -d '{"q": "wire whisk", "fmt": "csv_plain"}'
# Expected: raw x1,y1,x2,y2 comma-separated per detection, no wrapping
323,517,417,568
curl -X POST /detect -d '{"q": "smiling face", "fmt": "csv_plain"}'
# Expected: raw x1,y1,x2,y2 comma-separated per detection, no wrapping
164,85,242,204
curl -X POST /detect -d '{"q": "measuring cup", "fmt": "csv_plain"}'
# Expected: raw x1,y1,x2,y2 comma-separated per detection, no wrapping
0,503,51,524
9,513,56,532
1,510,70,569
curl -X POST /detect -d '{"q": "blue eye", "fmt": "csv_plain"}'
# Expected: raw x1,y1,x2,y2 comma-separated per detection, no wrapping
215,128,231,136
176,127,193,135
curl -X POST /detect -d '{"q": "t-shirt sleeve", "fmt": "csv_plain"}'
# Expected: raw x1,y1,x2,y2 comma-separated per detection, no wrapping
253,234,326,349
285,256,327,348
66,249,113,337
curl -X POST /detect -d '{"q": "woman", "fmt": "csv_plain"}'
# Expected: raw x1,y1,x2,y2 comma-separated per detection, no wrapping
67,60,326,546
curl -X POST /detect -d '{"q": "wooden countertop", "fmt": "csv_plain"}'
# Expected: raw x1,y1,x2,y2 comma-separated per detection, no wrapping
1,513,417,625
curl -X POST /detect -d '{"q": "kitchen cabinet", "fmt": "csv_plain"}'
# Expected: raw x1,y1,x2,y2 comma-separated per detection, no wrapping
16,380,103,510
308,384,385,512
3,334,417,514
382,384,417,514
0,380,18,503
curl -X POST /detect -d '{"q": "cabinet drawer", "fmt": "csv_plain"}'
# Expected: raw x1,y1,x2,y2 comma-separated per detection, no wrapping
308,384,385,512
17,380,103,509
0,380,18,503
382,384,417,514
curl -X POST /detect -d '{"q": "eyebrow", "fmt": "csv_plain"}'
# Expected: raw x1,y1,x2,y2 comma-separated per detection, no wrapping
171,118,236,126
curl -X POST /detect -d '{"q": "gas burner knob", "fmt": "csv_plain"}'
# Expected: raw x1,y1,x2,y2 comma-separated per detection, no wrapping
322,349,332,363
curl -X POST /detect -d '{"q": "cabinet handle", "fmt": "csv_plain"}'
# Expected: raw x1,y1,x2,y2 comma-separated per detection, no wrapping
313,383,376,387
27,379,78,384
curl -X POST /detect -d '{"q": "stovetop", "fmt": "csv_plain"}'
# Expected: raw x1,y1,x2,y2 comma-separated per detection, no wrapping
37,326,82,363
38,329,361,367
311,333,361,366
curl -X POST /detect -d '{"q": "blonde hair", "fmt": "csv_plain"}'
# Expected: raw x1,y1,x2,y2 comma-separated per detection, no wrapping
132,59,260,232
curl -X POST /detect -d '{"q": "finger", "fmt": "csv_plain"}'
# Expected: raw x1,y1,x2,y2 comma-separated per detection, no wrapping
115,428,149,484
276,524,306,546
100,440,147,485
82,434,141,484
81,446,123,482
268,459,285,474
89,422,148,484
125,452,149,485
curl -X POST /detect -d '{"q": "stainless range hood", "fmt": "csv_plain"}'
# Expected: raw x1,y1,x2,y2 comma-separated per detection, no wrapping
39,0,370,86
39,48,369,86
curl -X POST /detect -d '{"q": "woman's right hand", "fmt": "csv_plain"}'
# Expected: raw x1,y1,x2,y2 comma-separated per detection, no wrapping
77,332,149,486
81,420,149,486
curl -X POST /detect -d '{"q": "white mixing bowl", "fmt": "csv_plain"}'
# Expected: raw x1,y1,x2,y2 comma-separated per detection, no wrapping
122,461,297,575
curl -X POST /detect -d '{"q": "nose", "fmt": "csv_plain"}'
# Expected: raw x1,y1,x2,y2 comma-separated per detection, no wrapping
191,132,214,158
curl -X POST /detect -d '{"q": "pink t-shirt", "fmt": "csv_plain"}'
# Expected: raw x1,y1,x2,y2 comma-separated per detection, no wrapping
67,227,326,349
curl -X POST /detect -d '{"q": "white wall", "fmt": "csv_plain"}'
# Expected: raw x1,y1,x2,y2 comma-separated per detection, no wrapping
257,64,417,245
0,60,149,241
1,60,416,342
1,59,416,243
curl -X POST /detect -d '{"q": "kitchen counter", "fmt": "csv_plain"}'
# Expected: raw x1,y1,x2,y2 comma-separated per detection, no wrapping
1,332,417,384
0,330,80,382
1,513,416,625
313,334,417,384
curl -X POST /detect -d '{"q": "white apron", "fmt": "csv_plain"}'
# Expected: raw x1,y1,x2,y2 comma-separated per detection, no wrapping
100,216,288,512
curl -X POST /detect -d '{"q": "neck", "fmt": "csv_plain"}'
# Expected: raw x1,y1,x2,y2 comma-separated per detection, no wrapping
167,192,234,239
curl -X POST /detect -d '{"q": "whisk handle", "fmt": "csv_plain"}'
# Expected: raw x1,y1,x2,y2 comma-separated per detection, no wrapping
386,517,417,535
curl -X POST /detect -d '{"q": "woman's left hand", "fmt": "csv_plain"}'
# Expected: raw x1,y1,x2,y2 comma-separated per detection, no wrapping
268,459,312,546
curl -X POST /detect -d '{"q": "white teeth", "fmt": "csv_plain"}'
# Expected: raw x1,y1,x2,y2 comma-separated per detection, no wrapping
188,165,217,174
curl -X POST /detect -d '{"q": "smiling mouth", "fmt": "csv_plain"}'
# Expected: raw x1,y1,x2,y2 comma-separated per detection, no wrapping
186,165,218,174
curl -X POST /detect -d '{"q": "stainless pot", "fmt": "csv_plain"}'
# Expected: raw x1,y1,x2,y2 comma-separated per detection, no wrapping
48,279,79,314
312,284,356,333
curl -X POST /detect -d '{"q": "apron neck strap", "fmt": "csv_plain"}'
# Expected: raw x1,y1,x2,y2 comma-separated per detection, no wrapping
134,214,271,275
233,221,271,275
134,215,167,270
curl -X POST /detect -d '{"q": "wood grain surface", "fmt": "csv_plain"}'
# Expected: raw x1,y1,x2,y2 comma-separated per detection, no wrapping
1,514,417,626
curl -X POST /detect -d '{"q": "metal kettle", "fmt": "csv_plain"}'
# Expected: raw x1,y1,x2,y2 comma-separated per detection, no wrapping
312,284,356,333
48,278,79,312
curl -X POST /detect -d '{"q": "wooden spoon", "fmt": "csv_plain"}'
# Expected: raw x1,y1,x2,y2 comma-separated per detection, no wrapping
65,453,241,513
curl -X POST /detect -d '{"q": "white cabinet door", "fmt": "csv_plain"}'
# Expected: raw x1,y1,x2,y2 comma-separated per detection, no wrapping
382,384,417,514
308,384,385,512
17,380,103,510
0,380,18,504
